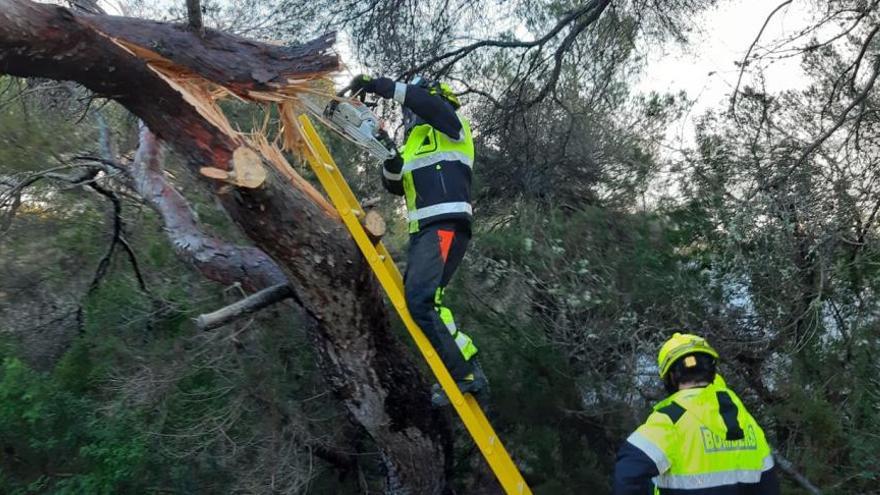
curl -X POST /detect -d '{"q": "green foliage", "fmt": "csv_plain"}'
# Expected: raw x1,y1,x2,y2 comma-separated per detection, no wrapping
0,356,150,494
0,78,97,175
433,203,713,492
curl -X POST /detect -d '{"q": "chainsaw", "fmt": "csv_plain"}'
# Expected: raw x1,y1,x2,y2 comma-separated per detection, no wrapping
301,85,397,161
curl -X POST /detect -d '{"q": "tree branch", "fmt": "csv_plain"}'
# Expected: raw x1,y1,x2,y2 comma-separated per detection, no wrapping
730,0,794,117
128,123,289,292
755,56,880,196
773,450,823,495
522,1,609,109
186,0,203,33
75,180,123,332
196,283,293,330
848,22,880,93
794,57,880,169
404,0,607,79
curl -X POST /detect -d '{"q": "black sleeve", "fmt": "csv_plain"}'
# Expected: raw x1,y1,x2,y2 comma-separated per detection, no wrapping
612,441,659,495
756,466,780,495
381,153,404,196
369,77,463,140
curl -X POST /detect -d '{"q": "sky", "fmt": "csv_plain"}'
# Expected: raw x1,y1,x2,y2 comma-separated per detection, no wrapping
636,0,817,147
93,0,819,145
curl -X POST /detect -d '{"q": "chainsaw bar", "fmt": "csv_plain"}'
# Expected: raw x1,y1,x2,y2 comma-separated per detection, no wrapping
301,95,396,161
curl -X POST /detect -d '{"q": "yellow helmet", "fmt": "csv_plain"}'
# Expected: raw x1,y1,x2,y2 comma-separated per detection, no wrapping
412,75,461,109
657,333,719,379
434,82,460,109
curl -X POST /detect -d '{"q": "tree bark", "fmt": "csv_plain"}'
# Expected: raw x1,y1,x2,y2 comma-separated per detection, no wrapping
0,2,452,493
186,0,203,32
128,124,287,292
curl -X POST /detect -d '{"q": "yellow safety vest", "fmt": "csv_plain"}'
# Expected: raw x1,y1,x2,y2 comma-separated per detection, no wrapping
399,116,474,233
626,377,774,492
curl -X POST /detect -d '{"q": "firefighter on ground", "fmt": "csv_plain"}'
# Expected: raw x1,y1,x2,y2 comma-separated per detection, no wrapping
613,333,780,494
349,74,487,406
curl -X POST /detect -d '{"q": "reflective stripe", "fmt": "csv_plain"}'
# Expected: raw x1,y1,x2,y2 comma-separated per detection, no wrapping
407,202,472,222
434,287,445,305
438,306,457,334
627,432,670,473
437,304,477,358
456,333,477,359
762,454,775,471
383,168,402,181
401,151,474,173
445,321,458,333
394,82,407,104
655,468,766,489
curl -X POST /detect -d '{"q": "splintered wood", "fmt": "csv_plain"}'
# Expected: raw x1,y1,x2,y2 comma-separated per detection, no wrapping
251,134,336,216
103,36,337,192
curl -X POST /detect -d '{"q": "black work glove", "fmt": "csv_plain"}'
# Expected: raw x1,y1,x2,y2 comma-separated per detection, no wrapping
349,74,377,95
348,74,395,99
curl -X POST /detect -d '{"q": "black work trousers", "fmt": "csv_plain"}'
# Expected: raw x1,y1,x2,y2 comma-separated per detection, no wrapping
404,221,474,380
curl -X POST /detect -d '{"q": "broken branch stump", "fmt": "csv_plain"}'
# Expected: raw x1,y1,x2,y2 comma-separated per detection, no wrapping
197,283,294,331
361,209,386,244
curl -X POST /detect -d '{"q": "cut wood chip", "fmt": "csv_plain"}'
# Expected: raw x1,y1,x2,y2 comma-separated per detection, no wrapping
231,146,267,188
200,166,230,180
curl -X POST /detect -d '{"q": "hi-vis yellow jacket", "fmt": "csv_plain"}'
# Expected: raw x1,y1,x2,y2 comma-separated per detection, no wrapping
612,376,779,495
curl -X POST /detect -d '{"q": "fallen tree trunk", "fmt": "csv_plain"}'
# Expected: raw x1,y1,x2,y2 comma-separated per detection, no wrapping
0,2,452,492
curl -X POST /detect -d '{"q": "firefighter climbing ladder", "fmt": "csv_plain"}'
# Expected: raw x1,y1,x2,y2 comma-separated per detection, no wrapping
296,114,532,495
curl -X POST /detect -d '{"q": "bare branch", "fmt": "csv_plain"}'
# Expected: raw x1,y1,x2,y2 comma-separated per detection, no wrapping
523,2,608,109
774,451,823,495
196,283,293,331
0,164,106,222
75,181,124,332
128,123,288,292
730,0,794,116
403,0,608,79
118,235,150,294
794,57,880,170
848,22,880,93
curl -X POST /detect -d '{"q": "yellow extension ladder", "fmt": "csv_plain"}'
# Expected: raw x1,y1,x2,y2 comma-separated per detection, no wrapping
295,114,532,495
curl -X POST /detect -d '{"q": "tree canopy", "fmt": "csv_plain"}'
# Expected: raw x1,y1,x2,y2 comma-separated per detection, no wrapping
1,0,879,493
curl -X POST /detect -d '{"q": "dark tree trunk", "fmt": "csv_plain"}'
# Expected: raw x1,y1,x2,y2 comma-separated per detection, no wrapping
185,0,203,32
0,1,452,492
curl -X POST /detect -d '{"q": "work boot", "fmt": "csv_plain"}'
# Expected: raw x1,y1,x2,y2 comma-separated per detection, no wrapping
431,360,489,408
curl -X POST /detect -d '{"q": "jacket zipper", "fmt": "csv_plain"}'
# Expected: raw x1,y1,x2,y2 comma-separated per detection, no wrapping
437,165,448,195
